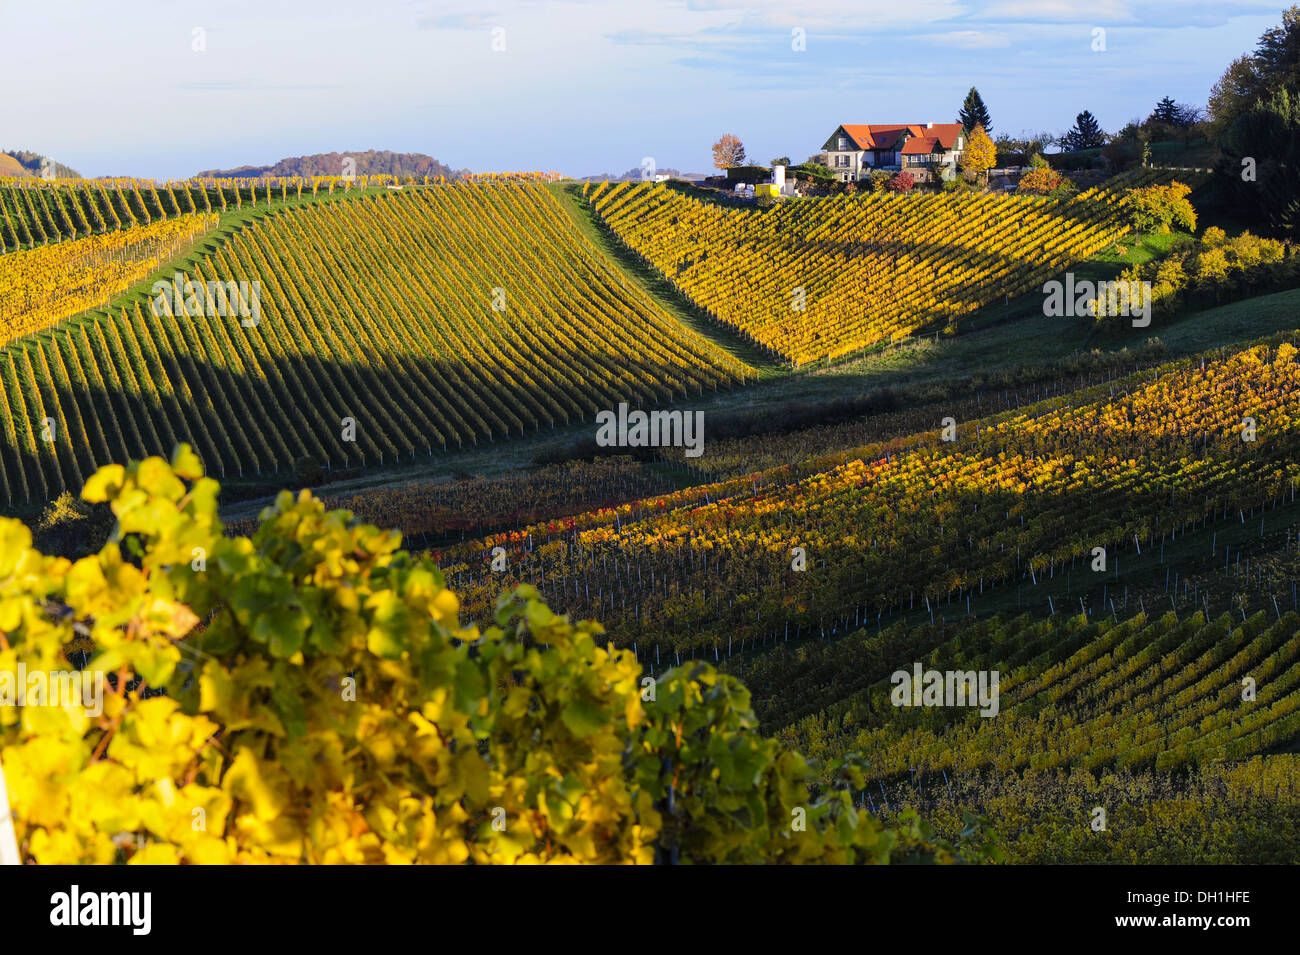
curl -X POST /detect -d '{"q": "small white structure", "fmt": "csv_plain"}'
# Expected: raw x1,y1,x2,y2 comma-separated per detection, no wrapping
770,164,798,197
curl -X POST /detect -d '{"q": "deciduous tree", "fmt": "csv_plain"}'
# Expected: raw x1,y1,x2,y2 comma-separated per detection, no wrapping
712,134,747,170
960,125,996,183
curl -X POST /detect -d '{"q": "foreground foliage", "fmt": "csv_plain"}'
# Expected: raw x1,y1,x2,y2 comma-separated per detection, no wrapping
0,448,993,864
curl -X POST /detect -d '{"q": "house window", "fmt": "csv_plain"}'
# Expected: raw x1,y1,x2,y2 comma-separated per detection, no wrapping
837,136,847,150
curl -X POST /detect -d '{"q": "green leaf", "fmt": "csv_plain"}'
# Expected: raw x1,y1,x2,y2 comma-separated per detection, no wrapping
561,696,605,738
253,605,310,658
453,659,486,713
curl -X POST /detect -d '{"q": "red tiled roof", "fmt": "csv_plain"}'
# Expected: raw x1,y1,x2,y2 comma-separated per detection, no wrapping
865,125,911,149
901,135,940,155
926,123,966,149
832,122,966,151
838,125,876,149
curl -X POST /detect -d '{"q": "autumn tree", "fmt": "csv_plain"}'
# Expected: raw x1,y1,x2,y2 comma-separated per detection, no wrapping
886,171,915,193
1126,181,1197,234
712,134,747,170
1018,166,1063,195
960,125,996,183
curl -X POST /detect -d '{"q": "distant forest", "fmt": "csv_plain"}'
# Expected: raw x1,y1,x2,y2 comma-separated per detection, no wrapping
197,149,469,179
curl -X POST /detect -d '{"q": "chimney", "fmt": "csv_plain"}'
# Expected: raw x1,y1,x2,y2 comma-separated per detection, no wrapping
926,122,934,129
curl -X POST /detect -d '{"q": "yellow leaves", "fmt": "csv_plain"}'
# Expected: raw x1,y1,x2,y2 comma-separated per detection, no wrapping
108,698,219,785
0,213,219,348
27,824,114,865
2,449,996,866
70,762,139,832
142,597,200,641
355,708,405,769
80,464,125,504
432,588,459,624
222,746,290,824
169,444,205,481
66,548,143,631
3,736,85,828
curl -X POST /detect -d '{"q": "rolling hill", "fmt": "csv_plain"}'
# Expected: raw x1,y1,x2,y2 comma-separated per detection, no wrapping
196,150,468,180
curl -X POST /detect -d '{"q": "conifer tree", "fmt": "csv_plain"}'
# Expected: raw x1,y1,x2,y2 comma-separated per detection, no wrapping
958,87,992,134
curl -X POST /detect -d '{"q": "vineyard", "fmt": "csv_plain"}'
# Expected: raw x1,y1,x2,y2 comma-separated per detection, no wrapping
0,214,218,345
749,605,1300,862
0,176,406,252
228,456,676,545
782,608,1300,776
0,182,749,503
434,339,1300,660
585,170,1186,364
1,156,1298,867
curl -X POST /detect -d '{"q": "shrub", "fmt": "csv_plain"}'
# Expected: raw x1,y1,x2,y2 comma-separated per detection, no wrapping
293,455,323,487
1018,167,1063,194
1047,178,1080,200
1126,181,1197,234
1098,229,1298,329
1201,226,1227,248
0,448,999,865
886,171,915,193
31,492,114,561
865,170,892,193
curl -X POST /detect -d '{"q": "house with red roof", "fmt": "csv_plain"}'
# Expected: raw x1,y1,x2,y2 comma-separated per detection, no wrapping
821,123,967,184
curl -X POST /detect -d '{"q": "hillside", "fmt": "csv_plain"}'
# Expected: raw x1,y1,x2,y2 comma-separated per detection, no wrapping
196,149,468,180
0,182,748,506
584,172,1182,364
0,149,81,179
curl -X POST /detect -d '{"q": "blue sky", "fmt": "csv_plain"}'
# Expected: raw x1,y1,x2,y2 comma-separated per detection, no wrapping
0,0,1285,179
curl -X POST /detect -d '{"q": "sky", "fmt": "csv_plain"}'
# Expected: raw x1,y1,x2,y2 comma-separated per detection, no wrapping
0,0,1286,179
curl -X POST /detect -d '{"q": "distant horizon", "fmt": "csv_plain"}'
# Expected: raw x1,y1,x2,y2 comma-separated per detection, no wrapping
0,1,1284,180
